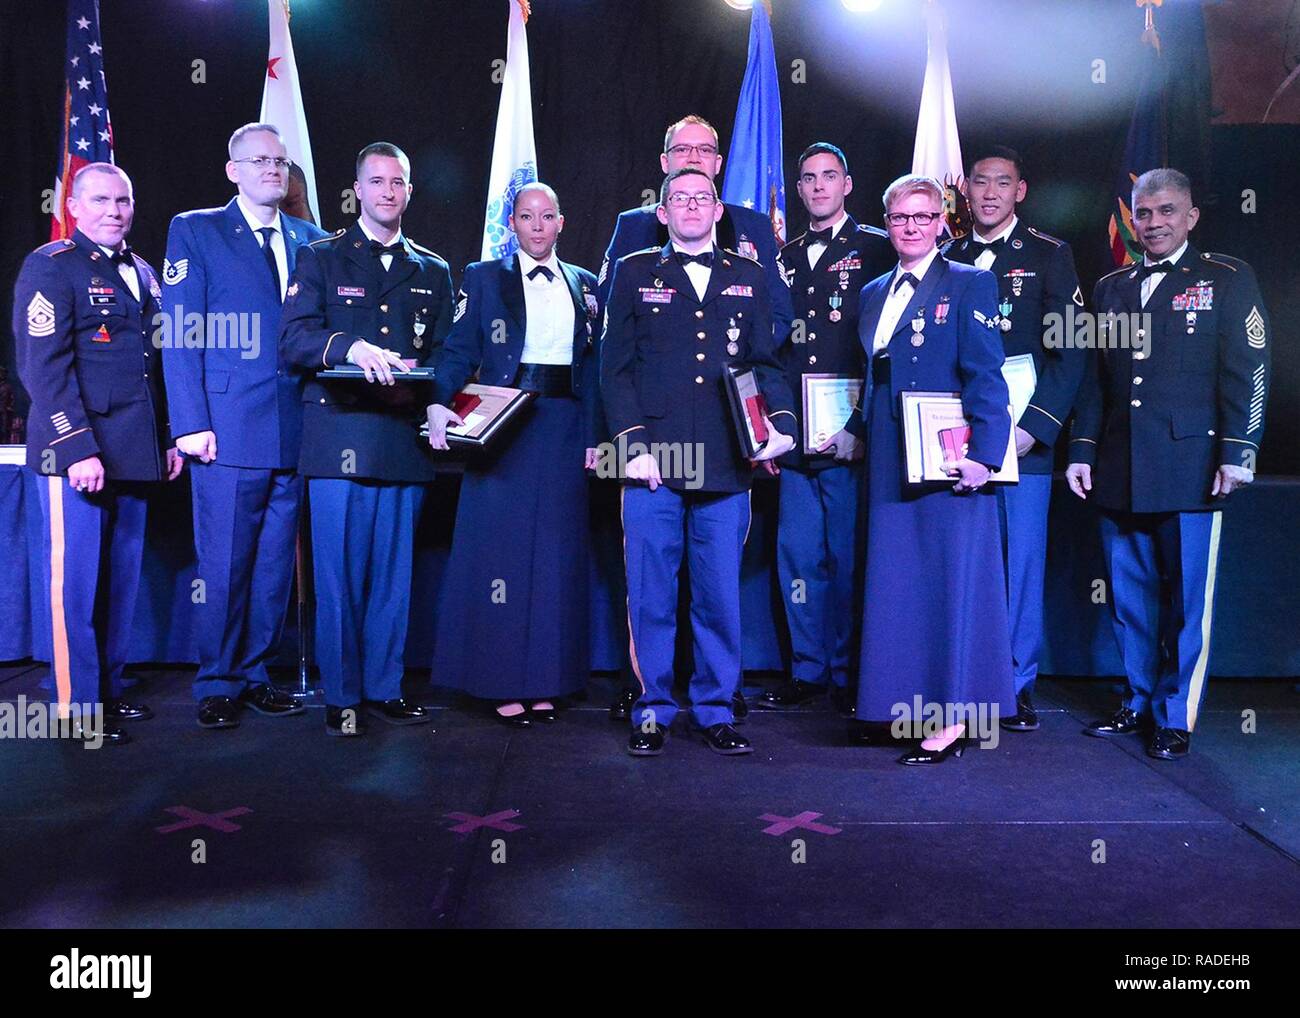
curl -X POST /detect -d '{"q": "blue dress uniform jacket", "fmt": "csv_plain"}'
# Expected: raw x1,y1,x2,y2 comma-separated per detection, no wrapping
160,199,326,468
432,253,601,442
1068,244,1271,513
776,217,893,470
943,221,1086,473
14,230,170,480
600,244,795,494
279,222,454,482
849,255,1011,469
597,203,794,349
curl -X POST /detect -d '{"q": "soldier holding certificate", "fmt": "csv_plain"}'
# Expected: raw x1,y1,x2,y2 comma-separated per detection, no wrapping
601,168,795,757
759,142,892,715
944,146,1086,732
280,142,452,737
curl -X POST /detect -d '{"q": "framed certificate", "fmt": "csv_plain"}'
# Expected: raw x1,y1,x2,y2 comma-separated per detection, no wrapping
802,374,863,455
1001,353,1037,424
899,390,1019,485
723,364,771,458
418,384,534,447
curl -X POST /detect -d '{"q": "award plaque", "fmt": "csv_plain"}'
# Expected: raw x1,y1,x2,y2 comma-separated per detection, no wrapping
318,359,437,381
418,383,534,448
1001,352,1037,424
899,390,1019,485
723,364,771,458
801,374,863,455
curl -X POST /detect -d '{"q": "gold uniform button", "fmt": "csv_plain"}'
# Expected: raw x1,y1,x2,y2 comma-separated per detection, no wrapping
696,352,705,362
1133,351,1146,360
808,355,817,364
1131,399,1141,408
697,331,706,339
695,375,704,384
1208,429,1216,436
346,299,353,305
380,304,389,312
808,333,816,341
320,398,326,404
1136,329,1144,338
652,307,660,314
808,309,817,317
1133,376,1143,385
380,326,389,335
695,309,704,319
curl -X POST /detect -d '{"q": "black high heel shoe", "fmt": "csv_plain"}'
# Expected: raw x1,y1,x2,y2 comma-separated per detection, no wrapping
494,702,531,727
898,730,969,766
529,701,558,723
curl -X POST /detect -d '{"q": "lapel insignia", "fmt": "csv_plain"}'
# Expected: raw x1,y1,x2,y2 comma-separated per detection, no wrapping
286,281,299,299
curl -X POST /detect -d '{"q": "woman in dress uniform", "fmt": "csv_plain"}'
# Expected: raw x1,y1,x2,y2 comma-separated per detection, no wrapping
426,184,600,725
833,175,1016,764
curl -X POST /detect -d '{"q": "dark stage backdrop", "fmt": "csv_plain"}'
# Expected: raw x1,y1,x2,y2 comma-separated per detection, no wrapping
2,0,1297,471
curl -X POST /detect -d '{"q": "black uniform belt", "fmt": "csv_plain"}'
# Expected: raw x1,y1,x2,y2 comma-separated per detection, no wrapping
871,352,891,384
516,362,573,397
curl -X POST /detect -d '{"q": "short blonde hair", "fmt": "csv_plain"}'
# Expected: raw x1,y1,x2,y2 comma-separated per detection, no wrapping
882,174,944,212
663,115,719,153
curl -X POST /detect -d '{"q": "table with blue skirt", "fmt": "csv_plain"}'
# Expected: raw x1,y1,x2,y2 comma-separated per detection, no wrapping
1,460,1297,679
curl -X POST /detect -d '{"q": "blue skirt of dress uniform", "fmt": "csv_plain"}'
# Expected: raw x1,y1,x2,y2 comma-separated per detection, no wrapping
856,355,1016,723
432,385,589,701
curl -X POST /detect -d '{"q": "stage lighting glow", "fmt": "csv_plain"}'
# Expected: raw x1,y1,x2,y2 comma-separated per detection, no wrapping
841,0,884,12
724,0,756,10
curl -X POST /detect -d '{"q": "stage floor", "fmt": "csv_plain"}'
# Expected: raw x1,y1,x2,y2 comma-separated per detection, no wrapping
1,667,1297,929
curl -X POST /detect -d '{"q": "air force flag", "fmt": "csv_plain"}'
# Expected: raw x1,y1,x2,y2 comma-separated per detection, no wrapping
481,0,538,261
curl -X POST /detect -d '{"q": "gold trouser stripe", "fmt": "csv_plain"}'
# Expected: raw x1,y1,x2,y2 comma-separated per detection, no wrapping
47,476,72,717
619,487,647,697
1185,511,1222,732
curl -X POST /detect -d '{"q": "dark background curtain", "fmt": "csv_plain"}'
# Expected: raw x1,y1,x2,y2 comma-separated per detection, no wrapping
2,0,1296,472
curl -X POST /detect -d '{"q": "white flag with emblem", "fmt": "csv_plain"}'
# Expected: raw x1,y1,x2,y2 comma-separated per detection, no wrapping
911,0,964,231
259,0,319,223
481,1,538,261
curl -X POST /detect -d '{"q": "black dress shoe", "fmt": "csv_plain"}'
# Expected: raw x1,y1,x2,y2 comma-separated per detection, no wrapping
700,722,753,755
197,696,241,730
1000,690,1039,732
898,735,968,765
1083,706,1144,737
104,698,153,722
1147,727,1191,760
238,683,306,717
66,721,131,746
757,680,824,711
627,727,667,757
326,705,364,736
847,719,902,746
609,688,636,723
365,699,432,726
731,691,749,724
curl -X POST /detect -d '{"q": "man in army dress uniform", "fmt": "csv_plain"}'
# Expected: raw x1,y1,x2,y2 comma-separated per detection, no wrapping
1067,168,1270,760
13,163,183,744
279,142,453,736
946,146,1086,731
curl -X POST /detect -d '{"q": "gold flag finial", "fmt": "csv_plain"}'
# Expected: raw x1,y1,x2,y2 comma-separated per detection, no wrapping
1137,0,1163,55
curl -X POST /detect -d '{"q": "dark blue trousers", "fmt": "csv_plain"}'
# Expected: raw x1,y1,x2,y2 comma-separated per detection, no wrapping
777,463,861,688
621,485,749,730
1098,509,1223,731
34,472,147,712
997,473,1052,695
309,478,423,708
189,462,302,700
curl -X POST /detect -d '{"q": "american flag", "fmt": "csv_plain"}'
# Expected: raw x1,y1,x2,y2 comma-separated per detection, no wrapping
50,0,115,240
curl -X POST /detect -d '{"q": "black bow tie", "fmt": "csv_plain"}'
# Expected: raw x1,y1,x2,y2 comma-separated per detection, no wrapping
970,237,1005,259
807,227,833,246
527,264,555,282
893,271,920,294
677,251,713,268
370,240,403,258
109,247,134,266
1139,259,1174,278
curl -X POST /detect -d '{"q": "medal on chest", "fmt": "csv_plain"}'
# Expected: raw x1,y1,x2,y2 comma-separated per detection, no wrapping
828,292,843,322
910,313,925,347
999,297,1014,332
727,317,740,357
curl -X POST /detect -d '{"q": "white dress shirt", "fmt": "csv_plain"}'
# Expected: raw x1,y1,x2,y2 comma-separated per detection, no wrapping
358,218,405,273
807,211,849,270
236,195,289,301
1140,239,1188,308
971,215,1018,272
518,249,576,365
98,243,140,302
872,246,940,356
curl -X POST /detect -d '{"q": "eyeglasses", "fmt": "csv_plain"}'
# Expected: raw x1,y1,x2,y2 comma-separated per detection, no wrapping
665,144,719,159
665,192,718,208
233,156,293,170
885,211,942,227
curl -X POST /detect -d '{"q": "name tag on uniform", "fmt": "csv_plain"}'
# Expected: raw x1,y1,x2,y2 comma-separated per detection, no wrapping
826,257,860,273
337,286,366,298
721,284,753,297
1172,285,1213,311
88,286,116,306
639,287,675,304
